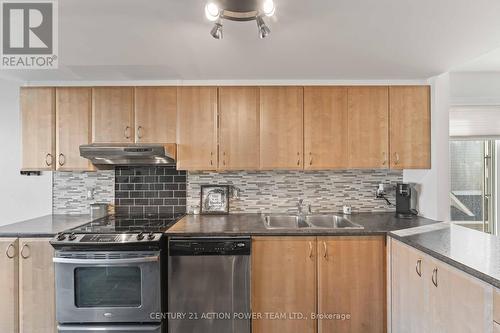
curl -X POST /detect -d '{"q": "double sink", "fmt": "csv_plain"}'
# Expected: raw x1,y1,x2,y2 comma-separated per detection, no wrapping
263,214,363,230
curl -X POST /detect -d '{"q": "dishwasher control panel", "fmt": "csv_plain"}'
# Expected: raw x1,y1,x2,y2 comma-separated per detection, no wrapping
169,237,251,256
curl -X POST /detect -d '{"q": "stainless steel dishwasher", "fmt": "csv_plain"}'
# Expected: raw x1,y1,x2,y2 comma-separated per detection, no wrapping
167,237,251,333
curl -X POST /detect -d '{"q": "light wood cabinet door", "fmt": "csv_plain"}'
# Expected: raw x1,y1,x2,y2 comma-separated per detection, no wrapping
20,87,55,171
318,236,385,333
135,87,177,143
219,87,260,170
494,289,500,324
176,87,218,170
56,87,92,171
252,236,317,333
347,86,389,168
389,86,431,169
18,238,55,333
304,87,348,169
0,238,19,333
259,87,304,170
92,87,134,143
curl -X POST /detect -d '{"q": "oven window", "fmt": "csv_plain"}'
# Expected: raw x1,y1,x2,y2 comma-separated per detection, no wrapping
74,267,142,308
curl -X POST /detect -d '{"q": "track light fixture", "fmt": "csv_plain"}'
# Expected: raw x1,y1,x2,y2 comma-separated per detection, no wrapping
204,0,275,39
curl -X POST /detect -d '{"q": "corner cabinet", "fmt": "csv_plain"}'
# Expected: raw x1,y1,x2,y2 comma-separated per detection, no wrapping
176,87,218,170
0,238,56,333
20,87,56,171
390,239,493,333
252,236,386,333
389,86,431,169
259,87,304,170
347,86,389,169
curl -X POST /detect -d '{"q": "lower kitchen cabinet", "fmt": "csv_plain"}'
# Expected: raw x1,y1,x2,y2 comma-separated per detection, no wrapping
391,239,493,333
0,238,56,333
251,236,386,333
252,236,317,333
317,236,386,333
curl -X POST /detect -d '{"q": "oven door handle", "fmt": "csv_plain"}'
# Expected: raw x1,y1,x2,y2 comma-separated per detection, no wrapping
53,255,159,265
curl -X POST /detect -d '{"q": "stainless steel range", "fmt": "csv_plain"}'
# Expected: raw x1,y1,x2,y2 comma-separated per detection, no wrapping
50,215,180,333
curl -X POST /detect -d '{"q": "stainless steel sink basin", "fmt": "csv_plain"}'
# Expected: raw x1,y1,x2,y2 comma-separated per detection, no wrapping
262,214,363,230
306,215,363,229
263,215,309,229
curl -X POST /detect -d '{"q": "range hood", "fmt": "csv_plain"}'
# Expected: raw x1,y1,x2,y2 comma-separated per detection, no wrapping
80,144,176,166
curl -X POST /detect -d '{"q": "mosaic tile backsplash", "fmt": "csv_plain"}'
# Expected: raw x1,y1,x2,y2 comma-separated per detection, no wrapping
187,170,403,214
53,170,115,214
115,166,187,217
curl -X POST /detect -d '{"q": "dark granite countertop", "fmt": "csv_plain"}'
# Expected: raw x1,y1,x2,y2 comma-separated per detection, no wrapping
0,214,93,238
165,212,438,236
390,223,500,289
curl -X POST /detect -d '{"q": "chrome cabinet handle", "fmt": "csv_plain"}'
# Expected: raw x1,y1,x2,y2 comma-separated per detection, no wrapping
394,152,400,165
308,241,313,259
210,152,214,166
137,126,143,139
20,244,30,259
382,152,387,166
297,152,301,166
323,241,328,259
432,267,438,287
58,153,65,166
124,126,131,139
222,152,226,166
5,243,15,259
415,259,422,277
309,152,313,166
45,153,53,166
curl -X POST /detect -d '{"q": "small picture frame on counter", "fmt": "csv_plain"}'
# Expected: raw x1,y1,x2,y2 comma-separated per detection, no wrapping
200,185,230,214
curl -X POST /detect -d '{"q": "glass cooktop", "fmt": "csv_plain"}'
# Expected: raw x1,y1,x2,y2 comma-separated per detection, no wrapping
69,214,183,234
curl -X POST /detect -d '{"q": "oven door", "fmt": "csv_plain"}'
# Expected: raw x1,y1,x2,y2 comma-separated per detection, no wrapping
54,251,161,324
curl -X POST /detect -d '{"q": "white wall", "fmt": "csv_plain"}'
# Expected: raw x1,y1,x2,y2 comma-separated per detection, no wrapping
0,78,52,225
404,73,451,221
450,71,500,106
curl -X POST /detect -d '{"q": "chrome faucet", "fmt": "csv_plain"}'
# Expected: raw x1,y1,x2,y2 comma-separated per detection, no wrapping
297,199,305,215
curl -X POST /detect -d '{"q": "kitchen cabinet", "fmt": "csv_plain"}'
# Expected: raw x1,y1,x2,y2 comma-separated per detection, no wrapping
20,87,55,171
0,238,55,333
259,87,304,170
494,289,500,324
56,87,92,171
92,87,135,143
0,238,19,333
347,86,389,169
389,86,431,169
176,87,218,170
304,87,348,169
391,239,493,333
317,236,386,333
252,236,317,333
218,86,260,170
135,87,177,144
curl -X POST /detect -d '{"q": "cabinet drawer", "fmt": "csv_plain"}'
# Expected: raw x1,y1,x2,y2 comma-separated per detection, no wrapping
495,289,500,323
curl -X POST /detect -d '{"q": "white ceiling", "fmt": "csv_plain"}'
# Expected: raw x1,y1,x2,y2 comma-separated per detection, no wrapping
453,47,500,72
2,0,500,82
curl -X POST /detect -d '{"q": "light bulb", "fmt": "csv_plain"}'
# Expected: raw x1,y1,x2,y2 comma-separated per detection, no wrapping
205,2,220,21
262,0,275,16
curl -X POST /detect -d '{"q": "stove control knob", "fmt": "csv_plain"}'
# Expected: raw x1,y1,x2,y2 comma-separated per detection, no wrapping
68,233,77,241
137,232,145,241
147,232,155,240
56,233,66,241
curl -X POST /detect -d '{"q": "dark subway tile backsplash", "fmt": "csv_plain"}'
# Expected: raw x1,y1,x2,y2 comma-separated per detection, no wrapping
115,166,187,217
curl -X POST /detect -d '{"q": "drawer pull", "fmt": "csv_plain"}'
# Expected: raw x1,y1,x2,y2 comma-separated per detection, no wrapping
415,259,422,277
5,243,15,259
432,267,438,287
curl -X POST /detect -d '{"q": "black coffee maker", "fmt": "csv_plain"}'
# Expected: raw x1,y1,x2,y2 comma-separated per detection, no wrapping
396,183,418,218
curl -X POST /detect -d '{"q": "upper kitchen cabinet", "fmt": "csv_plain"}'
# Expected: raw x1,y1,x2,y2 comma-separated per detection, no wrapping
176,87,218,170
304,87,348,169
20,87,55,171
219,87,260,170
259,87,304,170
134,87,177,144
56,87,92,171
347,86,389,169
92,87,134,143
389,86,431,169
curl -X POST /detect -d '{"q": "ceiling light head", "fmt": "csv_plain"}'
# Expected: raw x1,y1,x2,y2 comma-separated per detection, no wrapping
205,2,220,21
262,0,275,17
210,21,223,39
256,16,271,38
